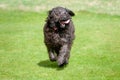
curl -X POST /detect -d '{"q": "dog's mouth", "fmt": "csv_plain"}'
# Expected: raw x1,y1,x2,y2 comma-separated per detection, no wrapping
51,19,70,31
59,19,70,28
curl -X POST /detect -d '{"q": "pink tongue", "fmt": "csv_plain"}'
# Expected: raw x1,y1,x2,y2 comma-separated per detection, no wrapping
54,27,57,30
62,19,70,24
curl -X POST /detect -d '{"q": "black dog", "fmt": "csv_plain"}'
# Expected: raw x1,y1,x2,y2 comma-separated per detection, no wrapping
43,7,75,67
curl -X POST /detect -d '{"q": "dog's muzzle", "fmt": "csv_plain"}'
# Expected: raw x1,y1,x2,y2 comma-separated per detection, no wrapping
59,19,70,28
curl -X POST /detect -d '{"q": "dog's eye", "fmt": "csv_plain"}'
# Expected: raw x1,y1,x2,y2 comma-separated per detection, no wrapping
50,16,53,19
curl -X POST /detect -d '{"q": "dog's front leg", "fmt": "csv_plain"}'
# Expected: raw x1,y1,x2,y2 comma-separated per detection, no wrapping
57,44,68,66
47,48,56,61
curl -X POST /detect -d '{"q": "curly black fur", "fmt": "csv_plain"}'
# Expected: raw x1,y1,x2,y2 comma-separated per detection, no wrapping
43,7,75,67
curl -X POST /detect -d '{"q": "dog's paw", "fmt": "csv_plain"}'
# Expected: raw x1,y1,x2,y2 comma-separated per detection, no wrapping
57,57,65,67
64,59,69,65
50,57,56,62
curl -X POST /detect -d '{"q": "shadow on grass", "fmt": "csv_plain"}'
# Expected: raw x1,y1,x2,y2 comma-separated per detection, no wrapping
37,59,67,70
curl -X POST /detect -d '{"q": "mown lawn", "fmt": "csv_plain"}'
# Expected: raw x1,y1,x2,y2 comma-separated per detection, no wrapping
0,0,120,15
0,9,120,80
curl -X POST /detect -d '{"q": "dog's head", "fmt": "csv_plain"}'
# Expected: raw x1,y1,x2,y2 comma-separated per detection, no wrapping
46,7,75,30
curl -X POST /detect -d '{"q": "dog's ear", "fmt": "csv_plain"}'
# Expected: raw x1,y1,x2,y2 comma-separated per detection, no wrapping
46,10,52,21
66,9,75,16
48,10,52,16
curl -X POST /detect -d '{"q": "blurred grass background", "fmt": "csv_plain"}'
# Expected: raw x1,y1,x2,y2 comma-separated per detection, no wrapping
0,0,120,80
0,0,120,15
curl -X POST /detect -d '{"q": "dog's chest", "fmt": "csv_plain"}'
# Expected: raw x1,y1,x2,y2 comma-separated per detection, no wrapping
47,31,67,44
51,32,63,40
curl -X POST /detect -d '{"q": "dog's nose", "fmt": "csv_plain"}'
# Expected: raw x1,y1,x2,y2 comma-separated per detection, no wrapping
60,16,67,21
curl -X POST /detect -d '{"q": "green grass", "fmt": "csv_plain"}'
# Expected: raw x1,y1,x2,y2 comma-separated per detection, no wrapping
0,9,120,80
0,1,120,80
0,0,120,15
